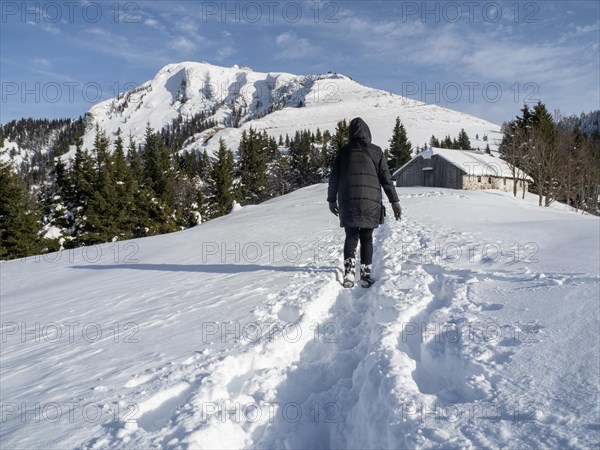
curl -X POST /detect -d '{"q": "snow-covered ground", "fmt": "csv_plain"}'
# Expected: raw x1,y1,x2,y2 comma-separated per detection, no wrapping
1,185,599,449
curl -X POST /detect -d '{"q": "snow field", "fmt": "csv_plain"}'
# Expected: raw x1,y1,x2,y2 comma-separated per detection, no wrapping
1,185,598,449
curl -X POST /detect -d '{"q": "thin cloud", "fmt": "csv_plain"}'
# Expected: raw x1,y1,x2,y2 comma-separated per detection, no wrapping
274,32,319,60
215,46,237,61
79,27,169,66
145,18,158,27
169,17,209,52
177,18,199,34
170,36,197,53
341,15,426,38
3,57,77,83
42,24,61,35
558,19,600,44
32,58,52,70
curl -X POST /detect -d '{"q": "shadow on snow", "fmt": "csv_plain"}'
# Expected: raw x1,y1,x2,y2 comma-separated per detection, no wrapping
68,263,337,275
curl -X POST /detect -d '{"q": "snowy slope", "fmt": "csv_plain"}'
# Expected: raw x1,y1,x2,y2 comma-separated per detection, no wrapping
0,138,23,165
0,128,65,168
1,185,598,449
75,61,500,159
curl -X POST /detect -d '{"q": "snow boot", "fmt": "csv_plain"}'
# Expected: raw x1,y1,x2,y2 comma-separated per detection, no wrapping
360,264,375,288
343,257,356,288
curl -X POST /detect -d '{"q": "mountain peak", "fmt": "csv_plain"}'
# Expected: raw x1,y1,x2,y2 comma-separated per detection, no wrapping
231,64,253,71
75,61,501,161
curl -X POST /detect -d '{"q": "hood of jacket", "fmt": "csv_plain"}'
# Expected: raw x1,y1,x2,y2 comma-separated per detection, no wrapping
349,117,372,144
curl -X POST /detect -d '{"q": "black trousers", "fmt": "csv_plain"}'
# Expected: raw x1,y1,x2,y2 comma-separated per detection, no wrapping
344,227,374,265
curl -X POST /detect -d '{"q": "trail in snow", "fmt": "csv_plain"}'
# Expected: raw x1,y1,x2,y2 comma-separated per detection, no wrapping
252,219,425,450
85,210,535,449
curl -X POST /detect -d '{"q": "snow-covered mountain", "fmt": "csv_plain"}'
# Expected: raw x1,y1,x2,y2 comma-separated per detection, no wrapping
1,185,598,449
78,61,501,158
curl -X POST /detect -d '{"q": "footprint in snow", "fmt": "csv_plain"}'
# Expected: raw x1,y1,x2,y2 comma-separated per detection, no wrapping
276,304,301,323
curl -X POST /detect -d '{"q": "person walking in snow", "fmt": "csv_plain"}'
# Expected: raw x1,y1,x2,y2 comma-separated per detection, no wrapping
327,117,402,288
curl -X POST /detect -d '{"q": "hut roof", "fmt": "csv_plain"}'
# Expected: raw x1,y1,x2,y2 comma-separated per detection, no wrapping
394,147,532,181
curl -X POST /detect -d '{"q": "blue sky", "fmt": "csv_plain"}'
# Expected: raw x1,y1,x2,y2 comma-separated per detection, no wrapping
1,0,599,125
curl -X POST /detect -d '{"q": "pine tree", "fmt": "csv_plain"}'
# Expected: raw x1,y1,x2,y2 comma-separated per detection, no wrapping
137,126,179,236
70,138,96,239
39,158,73,250
80,127,119,244
143,123,172,201
265,132,279,163
112,128,135,239
289,130,310,189
0,162,42,259
430,135,440,147
388,117,412,171
208,139,236,217
270,149,291,197
456,129,471,150
532,102,555,145
54,158,71,204
320,120,349,184
332,119,349,153
127,133,143,181
125,133,154,237
195,167,211,225
199,150,211,181
322,129,332,147
530,101,559,206
499,104,534,197
383,148,391,162
178,151,199,178
113,129,128,182
238,128,269,204
442,135,453,149
517,104,533,129
170,171,201,228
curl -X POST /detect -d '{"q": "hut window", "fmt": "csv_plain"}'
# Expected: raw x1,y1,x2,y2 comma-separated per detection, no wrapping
477,176,481,182
488,177,492,184
503,178,507,186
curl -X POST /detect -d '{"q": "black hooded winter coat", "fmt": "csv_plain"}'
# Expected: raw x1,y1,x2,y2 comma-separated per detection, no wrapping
327,117,400,229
